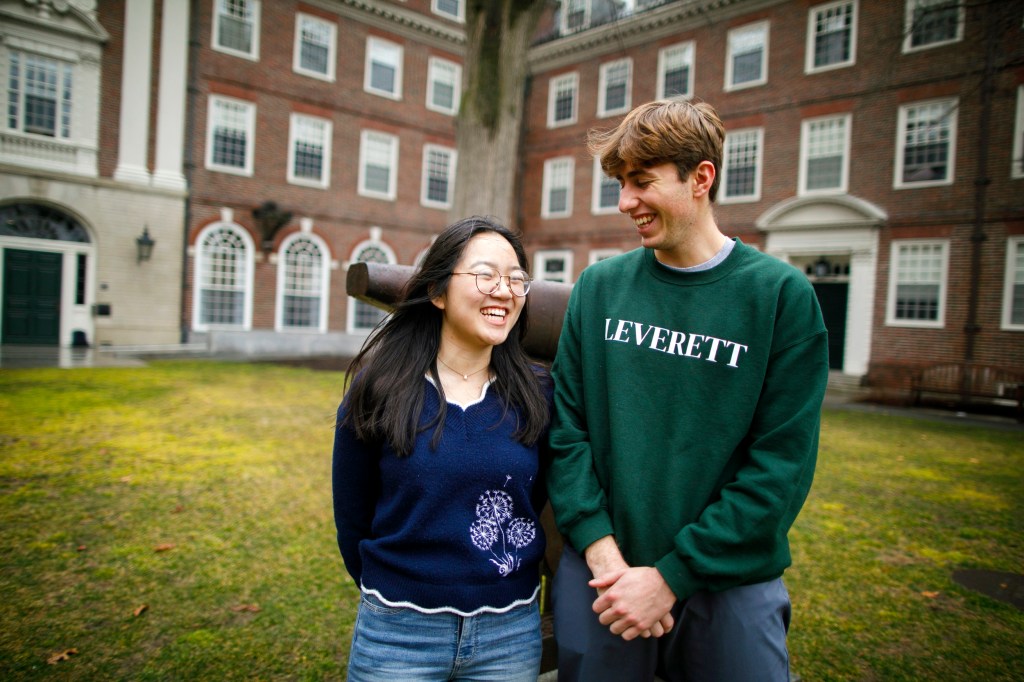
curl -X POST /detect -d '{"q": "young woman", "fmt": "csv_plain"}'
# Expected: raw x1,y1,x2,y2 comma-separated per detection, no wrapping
333,216,552,681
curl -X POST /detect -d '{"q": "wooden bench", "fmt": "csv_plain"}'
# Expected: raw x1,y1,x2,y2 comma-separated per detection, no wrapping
911,363,1024,421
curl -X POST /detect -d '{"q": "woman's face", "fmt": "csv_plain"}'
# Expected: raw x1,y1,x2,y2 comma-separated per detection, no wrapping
432,232,527,353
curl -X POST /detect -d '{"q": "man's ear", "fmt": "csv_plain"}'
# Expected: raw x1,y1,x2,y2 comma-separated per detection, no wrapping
692,160,716,198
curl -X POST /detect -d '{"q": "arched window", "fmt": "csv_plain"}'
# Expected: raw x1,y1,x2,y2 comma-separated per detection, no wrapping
348,238,395,333
277,233,329,332
193,222,254,331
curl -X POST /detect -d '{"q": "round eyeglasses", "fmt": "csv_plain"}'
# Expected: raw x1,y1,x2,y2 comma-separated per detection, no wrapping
451,269,532,297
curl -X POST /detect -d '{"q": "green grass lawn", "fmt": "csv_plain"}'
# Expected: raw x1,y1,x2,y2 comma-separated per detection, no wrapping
1,361,1022,680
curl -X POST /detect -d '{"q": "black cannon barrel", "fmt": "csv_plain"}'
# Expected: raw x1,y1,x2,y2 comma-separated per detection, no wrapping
345,262,572,361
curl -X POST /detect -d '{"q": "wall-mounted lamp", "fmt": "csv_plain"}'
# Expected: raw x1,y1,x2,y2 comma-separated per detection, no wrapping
253,201,292,255
813,256,831,278
136,226,156,263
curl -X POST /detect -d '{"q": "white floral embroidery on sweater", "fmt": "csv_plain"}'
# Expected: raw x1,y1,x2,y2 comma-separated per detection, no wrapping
469,487,536,576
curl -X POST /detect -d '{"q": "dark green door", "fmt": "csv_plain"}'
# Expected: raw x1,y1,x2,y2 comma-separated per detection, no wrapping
3,249,62,345
813,282,847,371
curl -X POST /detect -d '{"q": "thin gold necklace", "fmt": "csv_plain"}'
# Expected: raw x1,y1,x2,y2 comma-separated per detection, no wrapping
437,356,490,381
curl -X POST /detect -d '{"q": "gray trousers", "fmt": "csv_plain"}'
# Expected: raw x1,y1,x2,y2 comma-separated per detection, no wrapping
552,545,791,682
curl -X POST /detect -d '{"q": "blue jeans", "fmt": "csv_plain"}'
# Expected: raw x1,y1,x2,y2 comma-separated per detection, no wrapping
346,592,542,681
553,546,791,682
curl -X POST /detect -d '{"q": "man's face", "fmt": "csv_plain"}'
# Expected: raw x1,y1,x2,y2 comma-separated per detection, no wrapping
617,161,697,259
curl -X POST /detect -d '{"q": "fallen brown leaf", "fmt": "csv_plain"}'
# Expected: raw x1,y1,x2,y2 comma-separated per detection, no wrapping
231,604,261,612
153,543,175,552
133,604,148,617
921,591,940,599
47,648,79,665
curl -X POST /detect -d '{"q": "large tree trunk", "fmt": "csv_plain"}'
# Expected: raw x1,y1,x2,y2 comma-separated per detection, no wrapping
450,0,548,227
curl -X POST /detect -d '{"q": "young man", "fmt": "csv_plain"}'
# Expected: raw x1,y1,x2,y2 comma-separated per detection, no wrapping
547,99,829,681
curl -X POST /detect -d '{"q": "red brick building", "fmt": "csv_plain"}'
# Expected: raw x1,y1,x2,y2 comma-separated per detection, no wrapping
2,0,1021,398
522,0,1024,392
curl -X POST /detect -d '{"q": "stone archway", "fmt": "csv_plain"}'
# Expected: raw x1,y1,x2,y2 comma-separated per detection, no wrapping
757,195,887,377
0,203,93,346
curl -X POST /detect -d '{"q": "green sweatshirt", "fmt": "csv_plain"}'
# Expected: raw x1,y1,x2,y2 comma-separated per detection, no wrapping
548,240,829,601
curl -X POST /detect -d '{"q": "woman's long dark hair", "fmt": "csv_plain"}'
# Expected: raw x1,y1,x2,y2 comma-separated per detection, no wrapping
341,216,550,456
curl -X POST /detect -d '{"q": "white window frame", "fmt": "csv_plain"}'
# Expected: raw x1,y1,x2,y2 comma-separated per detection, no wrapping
1013,86,1024,180
591,156,619,215
894,98,958,189
725,21,769,91
426,57,461,115
902,0,965,53
589,248,622,265
560,0,591,34
657,41,695,100
293,13,336,81
886,239,949,328
421,144,457,209
798,114,851,195
719,127,763,203
212,0,261,61
4,49,74,140
547,72,579,128
347,235,397,333
805,0,858,74
432,0,465,22
275,230,330,333
534,249,574,284
542,156,575,218
1002,236,1024,331
192,220,255,332
205,95,256,176
287,113,331,189
364,36,403,100
598,58,632,118
358,130,399,200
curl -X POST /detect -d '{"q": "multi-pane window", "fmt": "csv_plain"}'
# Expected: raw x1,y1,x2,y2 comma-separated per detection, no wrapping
1002,237,1024,330
426,57,461,115
598,58,632,117
534,250,574,283
421,145,456,209
196,224,252,330
1012,86,1024,180
799,115,851,194
279,235,326,331
7,51,73,138
589,249,622,265
364,37,403,99
807,1,857,72
895,98,957,188
213,0,260,59
294,13,336,80
561,0,590,34
359,130,398,199
542,157,574,218
720,128,763,202
351,243,392,331
726,21,768,89
888,240,947,327
206,96,255,175
548,72,579,127
287,114,331,188
433,0,464,22
592,156,619,214
904,0,963,52
657,42,694,100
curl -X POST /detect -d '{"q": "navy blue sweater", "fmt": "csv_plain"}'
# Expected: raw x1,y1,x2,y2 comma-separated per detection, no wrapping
333,378,549,615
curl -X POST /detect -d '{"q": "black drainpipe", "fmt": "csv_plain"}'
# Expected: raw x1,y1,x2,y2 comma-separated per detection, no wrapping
962,1,1004,402
179,0,201,343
